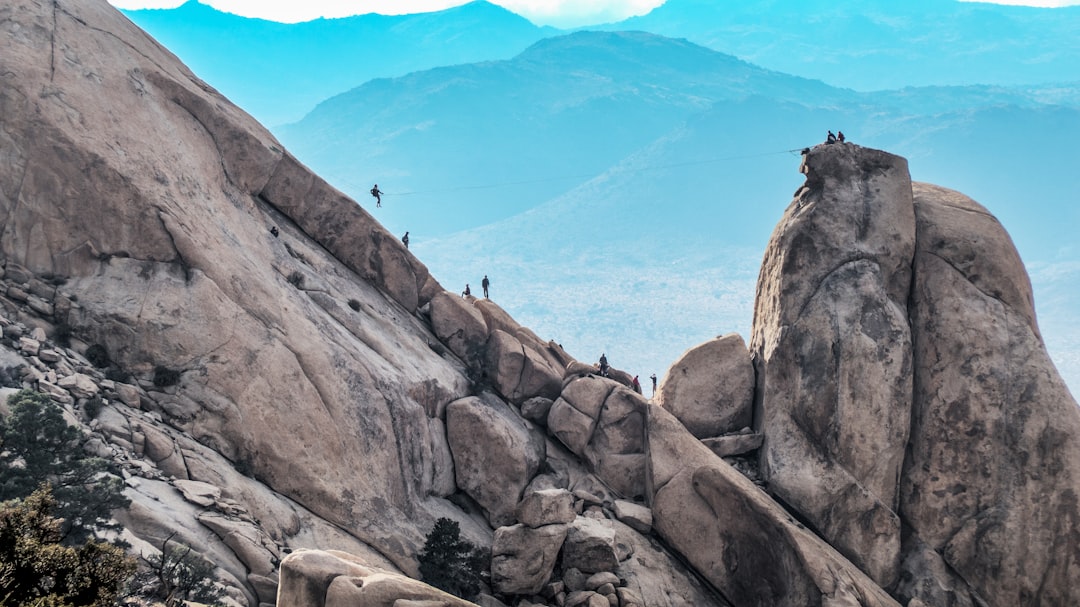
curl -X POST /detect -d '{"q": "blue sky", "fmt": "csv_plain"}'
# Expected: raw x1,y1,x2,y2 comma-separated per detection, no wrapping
107,0,1080,28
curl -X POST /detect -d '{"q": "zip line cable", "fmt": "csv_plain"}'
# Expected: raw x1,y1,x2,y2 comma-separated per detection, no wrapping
328,146,806,200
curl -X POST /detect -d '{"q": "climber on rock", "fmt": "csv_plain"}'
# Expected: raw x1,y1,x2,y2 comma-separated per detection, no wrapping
370,184,383,208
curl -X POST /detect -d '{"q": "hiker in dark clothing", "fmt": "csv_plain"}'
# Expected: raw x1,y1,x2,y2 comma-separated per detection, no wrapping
482,275,490,298
598,353,609,377
826,130,837,144
463,284,471,298
270,226,279,237
402,231,409,249
371,184,383,207
837,131,846,143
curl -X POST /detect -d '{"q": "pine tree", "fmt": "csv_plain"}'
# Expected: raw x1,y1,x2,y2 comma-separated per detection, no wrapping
417,517,488,600
0,390,130,544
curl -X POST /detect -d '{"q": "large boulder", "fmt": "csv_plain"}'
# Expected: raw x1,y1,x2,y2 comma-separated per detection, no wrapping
900,182,1080,606
547,376,648,498
490,523,568,595
446,395,546,526
485,329,562,404
750,143,915,586
646,404,900,607
656,334,753,438
429,291,489,366
278,549,477,607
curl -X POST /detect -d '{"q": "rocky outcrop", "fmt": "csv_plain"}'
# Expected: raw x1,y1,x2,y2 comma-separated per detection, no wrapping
656,334,754,439
3,1,1077,606
278,550,478,607
746,143,1080,606
900,182,1080,606
446,395,546,526
646,403,899,607
751,144,915,586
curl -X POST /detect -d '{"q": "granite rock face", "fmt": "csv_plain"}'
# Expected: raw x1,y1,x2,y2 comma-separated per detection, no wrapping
747,143,1080,606
751,144,915,587
3,2,1078,606
901,182,1080,606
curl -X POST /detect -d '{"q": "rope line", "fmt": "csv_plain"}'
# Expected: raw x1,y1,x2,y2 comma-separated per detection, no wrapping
333,146,805,199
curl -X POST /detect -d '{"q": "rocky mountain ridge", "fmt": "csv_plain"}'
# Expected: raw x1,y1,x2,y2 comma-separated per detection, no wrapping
1,2,1078,607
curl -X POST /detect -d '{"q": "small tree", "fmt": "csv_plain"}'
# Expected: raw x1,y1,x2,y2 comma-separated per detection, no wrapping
0,485,136,607
417,517,488,600
131,533,225,607
0,390,130,544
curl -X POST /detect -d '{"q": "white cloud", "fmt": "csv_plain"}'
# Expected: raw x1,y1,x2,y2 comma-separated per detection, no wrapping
107,0,664,26
108,0,1080,25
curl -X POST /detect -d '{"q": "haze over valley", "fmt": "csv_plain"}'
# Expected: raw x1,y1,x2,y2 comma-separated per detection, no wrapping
123,0,1080,394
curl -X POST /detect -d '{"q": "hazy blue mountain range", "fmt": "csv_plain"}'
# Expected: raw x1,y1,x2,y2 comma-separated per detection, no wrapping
121,0,555,125
121,2,1080,394
611,0,1080,91
274,30,1079,392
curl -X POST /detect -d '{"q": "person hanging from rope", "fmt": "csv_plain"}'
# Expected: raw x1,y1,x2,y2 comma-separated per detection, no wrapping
482,275,490,299
370,184,383,208
402,231,409,249
826,130,837,144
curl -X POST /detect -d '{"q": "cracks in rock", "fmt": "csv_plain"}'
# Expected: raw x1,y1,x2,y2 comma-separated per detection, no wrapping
54,2,176,81
154,209,192,282
924,250,1009,311
49,1,57,81
793,255,876,323
168,99,233,191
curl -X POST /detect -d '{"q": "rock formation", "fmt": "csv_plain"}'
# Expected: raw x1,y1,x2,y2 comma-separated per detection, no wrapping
1,2,1077,607
750,143,1080,606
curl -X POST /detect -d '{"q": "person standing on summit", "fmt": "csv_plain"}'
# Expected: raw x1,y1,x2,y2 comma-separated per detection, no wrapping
482,275,490,299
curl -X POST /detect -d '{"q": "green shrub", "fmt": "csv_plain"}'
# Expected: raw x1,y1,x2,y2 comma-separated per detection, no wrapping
0,485,136,607
0,390,130,544
417,518,488,600
84,344,110,368
130,533,225,607
83,395,104,420
152,366,181,388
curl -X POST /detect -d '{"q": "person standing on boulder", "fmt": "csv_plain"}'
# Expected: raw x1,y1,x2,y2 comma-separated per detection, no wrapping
482,275,490,298
371,184,383,208
599,353,609,377
402,231,409,249
650,373,657,395
632,375,641,394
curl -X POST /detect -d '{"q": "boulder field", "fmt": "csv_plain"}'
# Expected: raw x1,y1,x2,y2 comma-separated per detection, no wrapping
1,1,1076,606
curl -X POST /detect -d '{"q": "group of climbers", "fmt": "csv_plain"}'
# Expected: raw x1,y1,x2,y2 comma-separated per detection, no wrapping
597,353,659,398
461,275,491,299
